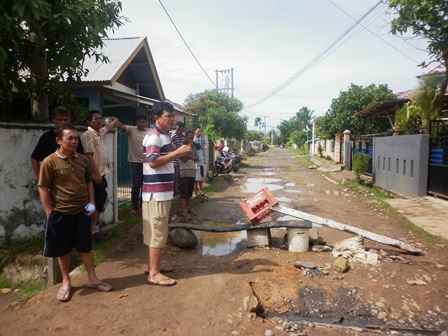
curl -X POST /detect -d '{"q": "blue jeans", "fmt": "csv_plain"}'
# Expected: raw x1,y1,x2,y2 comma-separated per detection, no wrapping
131,162,143,210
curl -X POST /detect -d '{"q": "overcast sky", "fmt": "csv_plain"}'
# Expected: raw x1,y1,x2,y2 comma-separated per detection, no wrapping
111,0,432,131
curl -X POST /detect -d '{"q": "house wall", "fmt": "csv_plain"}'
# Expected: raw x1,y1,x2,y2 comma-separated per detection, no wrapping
71,88,102,110
373,134,429,197
314,139,335,159
0,123,117,242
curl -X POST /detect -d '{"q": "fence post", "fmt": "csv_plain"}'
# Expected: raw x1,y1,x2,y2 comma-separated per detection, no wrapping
343,130,352,171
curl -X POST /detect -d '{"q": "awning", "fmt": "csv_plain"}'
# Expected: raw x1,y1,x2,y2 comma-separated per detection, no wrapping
101,87,195,118
354,99,409,118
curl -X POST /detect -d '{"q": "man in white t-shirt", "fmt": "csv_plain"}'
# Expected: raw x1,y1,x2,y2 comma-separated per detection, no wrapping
117,114,148,215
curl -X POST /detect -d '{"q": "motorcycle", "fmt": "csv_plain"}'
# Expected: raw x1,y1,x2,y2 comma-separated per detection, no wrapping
228,150,242,172
212,146,235,177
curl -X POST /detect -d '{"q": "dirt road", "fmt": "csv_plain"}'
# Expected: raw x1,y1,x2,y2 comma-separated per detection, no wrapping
1,148,447,336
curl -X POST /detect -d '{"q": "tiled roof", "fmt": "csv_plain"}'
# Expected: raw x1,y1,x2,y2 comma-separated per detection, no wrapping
425,64,445,76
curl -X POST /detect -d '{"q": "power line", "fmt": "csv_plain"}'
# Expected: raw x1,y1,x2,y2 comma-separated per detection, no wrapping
158,0,215,87
246,0,383,109
328,0,422,64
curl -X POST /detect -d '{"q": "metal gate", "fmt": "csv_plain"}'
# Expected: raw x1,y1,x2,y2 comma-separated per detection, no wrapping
428,120,448,199
117,132,132,204
353,135,374,176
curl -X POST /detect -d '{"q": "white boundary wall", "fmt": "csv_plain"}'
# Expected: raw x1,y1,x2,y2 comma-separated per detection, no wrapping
0,123,117,241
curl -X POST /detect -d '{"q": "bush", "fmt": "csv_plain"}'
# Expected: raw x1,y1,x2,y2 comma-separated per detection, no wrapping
299,144,309,155
317,143,324,157
353,153,369,181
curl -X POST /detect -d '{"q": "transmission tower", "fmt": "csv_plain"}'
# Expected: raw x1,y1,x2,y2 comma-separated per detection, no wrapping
215,68,234,98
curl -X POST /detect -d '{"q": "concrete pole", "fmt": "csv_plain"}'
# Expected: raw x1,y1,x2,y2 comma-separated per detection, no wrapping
311,120,316,156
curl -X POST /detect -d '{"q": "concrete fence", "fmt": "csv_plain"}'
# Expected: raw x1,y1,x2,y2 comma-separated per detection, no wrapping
0,123,117,242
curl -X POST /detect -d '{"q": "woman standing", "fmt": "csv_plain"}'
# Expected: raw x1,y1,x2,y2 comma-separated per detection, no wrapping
179,131,199,220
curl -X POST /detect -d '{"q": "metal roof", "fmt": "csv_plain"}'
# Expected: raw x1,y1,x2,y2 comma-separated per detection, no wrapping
354,99,410,118
82,36,164,101
78,36,194,117
355,64,448,120
423,64,445,76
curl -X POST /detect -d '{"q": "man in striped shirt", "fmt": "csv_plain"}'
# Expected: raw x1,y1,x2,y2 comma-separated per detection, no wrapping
142,102,191,287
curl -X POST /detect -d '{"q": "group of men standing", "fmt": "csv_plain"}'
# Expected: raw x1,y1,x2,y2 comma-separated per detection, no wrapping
171,121,207,199
31,101,206,300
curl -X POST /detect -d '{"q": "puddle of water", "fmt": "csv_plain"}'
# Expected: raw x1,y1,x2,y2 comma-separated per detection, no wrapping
240,177,284,193
284,182,296,187
283,189,302,194
241,183,284,193
275,196,293,203
196,222,247,256
259,171,276,176
247,178,281,184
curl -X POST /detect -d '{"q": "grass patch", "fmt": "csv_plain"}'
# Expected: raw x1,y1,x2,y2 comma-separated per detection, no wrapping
288,148,314,166
0,274,51,303
0,235,52,301
343,179,447,247
92,203,143,263
0,235,43,269
16,281,51,302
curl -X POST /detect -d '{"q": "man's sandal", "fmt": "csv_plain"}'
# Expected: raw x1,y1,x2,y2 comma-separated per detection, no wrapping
86,281,113,292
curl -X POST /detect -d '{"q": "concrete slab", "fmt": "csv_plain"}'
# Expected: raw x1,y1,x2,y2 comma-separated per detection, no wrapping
385,196,448,241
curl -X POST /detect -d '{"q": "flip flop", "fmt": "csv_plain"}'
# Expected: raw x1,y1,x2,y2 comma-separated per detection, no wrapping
146,275,177,287
187,209,197,216
180,213,192,221
86,281,113,292
144,265,174,274
57,285,72,302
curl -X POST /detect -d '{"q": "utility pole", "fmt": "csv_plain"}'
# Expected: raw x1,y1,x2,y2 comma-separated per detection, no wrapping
263,115,267,135
311,119,316,156
215,68,234,98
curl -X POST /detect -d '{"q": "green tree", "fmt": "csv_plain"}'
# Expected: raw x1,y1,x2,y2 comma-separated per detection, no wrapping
277,106,314,146
0,0,126,121
266,128,278,146
184,90,247,141
254,117,262,131
317,83,395,139
396,76,439,130
246,130,263,142
388,0,448,113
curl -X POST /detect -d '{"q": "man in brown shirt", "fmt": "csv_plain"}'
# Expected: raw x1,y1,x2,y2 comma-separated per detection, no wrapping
38,124,113,301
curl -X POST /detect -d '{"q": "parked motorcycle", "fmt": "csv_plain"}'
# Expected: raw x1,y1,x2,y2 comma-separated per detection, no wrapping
228,150,242,172
212,146,235,177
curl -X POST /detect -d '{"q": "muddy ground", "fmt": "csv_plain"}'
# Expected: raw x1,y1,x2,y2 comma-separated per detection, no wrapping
1,148,447,336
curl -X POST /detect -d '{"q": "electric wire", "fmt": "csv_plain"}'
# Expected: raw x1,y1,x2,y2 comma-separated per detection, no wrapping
158,0,216,87
246,0,384,109
328,0,422,64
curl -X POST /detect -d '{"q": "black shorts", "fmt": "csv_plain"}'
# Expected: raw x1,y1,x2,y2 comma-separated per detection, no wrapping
179,177,195,198
93,175,108,211
43,211,92,257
